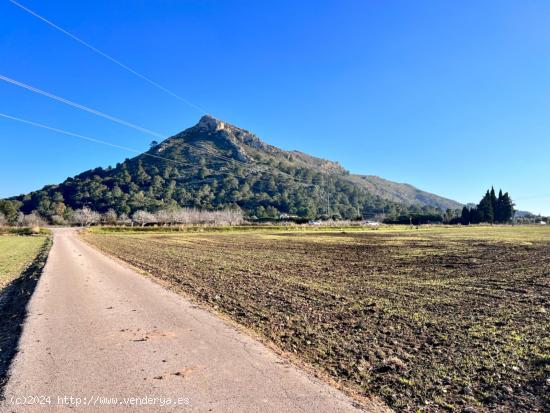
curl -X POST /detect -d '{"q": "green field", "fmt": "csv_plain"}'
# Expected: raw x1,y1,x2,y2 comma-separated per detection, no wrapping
84,225,550,412
0,234,50,291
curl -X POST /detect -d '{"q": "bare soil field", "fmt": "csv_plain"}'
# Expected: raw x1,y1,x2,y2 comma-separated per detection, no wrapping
84,226,550,412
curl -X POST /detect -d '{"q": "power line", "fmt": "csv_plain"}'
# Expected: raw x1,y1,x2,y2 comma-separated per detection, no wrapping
0,74,270,173
6,1,325,191
0,112,193,167
0,112,315,188
0,73,318,188
0,74,165,138
8,0,208,115
0,111,225,172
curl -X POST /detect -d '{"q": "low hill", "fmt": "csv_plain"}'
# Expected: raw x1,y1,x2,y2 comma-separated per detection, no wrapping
10,115,461,220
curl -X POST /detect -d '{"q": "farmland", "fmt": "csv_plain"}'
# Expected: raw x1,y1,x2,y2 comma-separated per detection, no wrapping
83,226,550,412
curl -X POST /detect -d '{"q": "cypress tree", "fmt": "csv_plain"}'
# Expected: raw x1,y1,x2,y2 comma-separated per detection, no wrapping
490,187,497,221
495,189,504,223
461,206,470,225
472,188,514,224
501,192,514,222
477,190,494,223
470,207,480,224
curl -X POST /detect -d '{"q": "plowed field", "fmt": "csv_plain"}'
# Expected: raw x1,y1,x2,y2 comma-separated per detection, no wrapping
84,226,550,412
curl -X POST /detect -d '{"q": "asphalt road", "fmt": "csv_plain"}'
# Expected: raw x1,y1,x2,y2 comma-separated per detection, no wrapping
1,228,385,412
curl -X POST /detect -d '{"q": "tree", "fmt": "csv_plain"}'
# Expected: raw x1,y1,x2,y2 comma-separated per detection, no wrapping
135,160,150,185
118,213,132,226
225,208,244,225
443,208,455,224
477,190,494,223
103,209,118,225
164,180,176,200
132,210,156,227
0,199,21,225
155,209,175,226
23,212,45,227
50,215,66,225
490,187,498,218
0,212,6,226
460,207,470,225
500,192,514,222
255,205,266,218
70,208,101,226
197,166,208,179
460,188,515,225
16,212,25,227
495,189,504,223
470,207,480,224
150,140,159,148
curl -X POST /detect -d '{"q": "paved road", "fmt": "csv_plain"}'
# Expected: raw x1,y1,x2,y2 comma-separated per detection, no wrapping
1,228,385,412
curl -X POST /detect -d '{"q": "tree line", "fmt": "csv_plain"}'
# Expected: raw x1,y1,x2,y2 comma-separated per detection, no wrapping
460,188,514,224
0,203,244,227
381,187,516,225
5,153,434,222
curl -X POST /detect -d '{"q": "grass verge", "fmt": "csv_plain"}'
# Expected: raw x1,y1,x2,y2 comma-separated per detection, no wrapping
0,233,52,397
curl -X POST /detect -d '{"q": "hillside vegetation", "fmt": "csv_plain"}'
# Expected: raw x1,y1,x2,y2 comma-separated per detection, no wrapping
6,116,460,222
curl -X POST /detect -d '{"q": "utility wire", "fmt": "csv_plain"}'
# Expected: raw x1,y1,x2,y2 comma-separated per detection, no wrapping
0,112,315,188
0,73,319,188
0,112,192,167
5,1,321,190
0,48,318,187
0,74,261,171
0,74,165,138
8,0,208,115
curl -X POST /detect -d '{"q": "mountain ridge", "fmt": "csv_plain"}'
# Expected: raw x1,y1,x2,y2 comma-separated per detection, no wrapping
9,115,462,220
176,115,461,210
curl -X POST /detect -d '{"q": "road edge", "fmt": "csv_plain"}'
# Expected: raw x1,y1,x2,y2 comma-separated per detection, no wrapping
0,235,53,400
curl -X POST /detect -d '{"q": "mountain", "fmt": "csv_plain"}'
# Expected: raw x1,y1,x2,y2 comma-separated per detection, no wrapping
514,210,535,218
10,115,461,220
349,175,462,210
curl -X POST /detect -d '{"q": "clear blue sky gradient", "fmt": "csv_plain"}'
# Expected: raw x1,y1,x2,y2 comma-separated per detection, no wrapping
1,1,549,214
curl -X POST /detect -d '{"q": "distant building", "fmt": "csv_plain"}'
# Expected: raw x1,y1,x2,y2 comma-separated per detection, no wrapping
364,221,380,227
540,221,547,225
280,213,299,220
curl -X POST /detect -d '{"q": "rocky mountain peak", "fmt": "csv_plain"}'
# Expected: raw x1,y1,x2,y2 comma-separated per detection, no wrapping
193,115,271,153
197,114,226,132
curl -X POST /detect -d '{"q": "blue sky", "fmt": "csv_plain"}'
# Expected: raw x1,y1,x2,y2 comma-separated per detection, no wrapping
1,0,549,214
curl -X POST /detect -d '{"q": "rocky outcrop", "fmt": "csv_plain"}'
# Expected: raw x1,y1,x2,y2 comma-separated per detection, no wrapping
197,115,226,132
